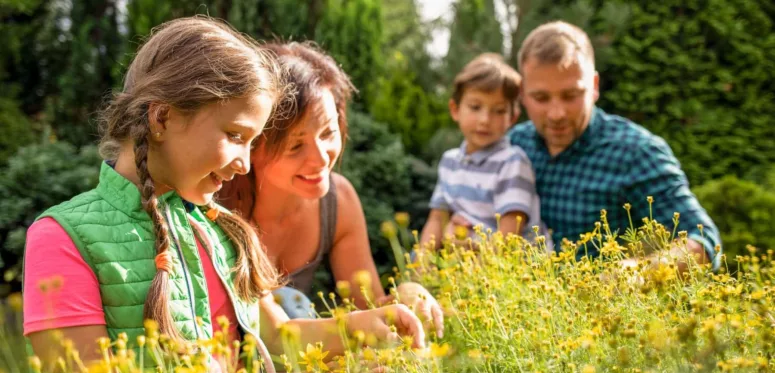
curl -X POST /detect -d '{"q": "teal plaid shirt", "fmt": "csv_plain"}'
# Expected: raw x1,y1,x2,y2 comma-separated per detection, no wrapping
508,107,721,269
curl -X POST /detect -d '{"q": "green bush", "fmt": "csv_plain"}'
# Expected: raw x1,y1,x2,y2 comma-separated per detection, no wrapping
600,0,775,187
0,142,100,293
0,97,37,165
369,52,453,159
339,111,413,270
693,174,775,265
315,0,383,109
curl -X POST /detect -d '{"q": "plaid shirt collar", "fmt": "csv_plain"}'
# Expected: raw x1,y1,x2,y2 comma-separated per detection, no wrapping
534,107,603,158
457,137,510,166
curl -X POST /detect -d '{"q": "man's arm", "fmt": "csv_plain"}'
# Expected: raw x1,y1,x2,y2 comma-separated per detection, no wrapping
624,137,722,272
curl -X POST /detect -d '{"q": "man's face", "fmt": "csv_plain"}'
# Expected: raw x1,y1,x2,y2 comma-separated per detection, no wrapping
520,55,599,156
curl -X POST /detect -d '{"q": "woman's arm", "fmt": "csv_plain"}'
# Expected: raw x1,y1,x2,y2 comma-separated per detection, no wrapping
327,173,386,309
259,293,425,358
325,174,445,339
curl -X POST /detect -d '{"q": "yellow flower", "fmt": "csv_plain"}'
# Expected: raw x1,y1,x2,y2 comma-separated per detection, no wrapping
430,343,451,358
28,357,42,373
363,347,376,361
336,281,351,299
299,343,330,372
5,292,22,313
394,212,410,228
380,221,397,239
352,270,372,289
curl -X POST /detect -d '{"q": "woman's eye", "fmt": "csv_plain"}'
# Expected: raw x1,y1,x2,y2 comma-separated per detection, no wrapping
322,129,338,139
228,132,244,142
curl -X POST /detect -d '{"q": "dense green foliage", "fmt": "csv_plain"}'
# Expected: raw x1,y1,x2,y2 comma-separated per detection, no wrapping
599,0,775,187
694,173,775,263
0,143,100,282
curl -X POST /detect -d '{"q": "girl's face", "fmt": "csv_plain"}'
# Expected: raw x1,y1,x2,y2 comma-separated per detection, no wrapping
255,88,342,200
149,94,275,205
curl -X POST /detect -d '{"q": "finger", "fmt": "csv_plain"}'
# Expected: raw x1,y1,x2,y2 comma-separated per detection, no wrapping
431,303,445,338
417,300,433,328
371,316,401,348
395,305,426,349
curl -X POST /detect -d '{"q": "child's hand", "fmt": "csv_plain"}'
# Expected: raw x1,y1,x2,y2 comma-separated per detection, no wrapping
449,213,472,227
346,304,427,349
444,213,475,247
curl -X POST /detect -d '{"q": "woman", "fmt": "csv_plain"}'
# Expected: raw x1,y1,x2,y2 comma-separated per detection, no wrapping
218,41,443,336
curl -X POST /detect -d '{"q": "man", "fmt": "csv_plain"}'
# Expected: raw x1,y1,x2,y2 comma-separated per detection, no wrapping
508,21,721,271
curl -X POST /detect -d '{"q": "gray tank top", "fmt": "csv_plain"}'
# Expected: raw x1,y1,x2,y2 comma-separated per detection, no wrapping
284,177,338,294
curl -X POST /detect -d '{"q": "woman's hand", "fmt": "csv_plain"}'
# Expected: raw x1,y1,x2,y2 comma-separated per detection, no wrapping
377,282,444,339
346,304,427,349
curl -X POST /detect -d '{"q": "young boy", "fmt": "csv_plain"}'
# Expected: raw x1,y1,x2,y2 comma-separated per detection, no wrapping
420,53,552,251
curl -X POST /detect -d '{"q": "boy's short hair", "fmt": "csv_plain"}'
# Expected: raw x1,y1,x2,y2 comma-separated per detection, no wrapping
451,53,522,108
517,21,595,71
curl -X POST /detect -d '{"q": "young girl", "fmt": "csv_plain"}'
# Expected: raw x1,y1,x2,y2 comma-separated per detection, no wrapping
217,41,443,335
22,17,425,371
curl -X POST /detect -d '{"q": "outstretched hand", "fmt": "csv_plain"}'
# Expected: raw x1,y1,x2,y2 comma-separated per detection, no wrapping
377,282,444,339
346,304,427,349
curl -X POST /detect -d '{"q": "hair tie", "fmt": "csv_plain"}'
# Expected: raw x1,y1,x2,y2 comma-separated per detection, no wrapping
155,251,173,272
205,207,220,221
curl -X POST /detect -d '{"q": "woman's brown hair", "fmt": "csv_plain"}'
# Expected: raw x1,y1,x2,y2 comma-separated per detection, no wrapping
218,41,356,220
98,16,283,339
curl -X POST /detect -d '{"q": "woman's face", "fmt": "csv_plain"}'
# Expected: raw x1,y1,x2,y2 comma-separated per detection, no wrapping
255,88,342,200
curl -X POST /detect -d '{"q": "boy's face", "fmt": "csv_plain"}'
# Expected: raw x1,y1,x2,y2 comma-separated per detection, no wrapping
450,88,519,154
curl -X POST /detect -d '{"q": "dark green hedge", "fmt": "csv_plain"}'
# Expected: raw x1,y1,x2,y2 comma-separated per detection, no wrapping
599,0,775,186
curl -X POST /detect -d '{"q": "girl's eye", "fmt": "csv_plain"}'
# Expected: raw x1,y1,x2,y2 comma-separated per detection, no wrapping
288,142,303,152
494,108,508,115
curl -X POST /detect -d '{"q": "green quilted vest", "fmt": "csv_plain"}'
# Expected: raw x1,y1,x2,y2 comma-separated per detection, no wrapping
34,162,262,349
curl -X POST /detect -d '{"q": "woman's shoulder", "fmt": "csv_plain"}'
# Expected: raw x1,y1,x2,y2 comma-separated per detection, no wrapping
331,172,360,206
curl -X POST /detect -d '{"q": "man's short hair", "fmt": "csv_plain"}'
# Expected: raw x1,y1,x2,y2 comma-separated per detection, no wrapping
517,21,595,71
451,53,522,107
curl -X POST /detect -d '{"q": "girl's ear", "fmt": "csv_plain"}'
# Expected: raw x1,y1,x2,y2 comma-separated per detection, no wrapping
148,103,170,140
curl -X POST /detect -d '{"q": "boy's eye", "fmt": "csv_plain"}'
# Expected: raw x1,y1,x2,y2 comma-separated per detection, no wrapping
468,104,481,111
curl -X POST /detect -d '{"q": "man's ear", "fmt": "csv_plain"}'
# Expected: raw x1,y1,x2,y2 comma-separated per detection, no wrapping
448,99,460,122
510,100,522,124
593,71,600,102
148,103,170,140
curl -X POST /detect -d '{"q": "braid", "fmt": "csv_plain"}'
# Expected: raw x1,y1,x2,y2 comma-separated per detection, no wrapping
134,125,182,340
207,202,282,301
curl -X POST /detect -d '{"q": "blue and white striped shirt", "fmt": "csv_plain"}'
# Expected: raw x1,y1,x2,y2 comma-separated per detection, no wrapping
429,138,550,246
